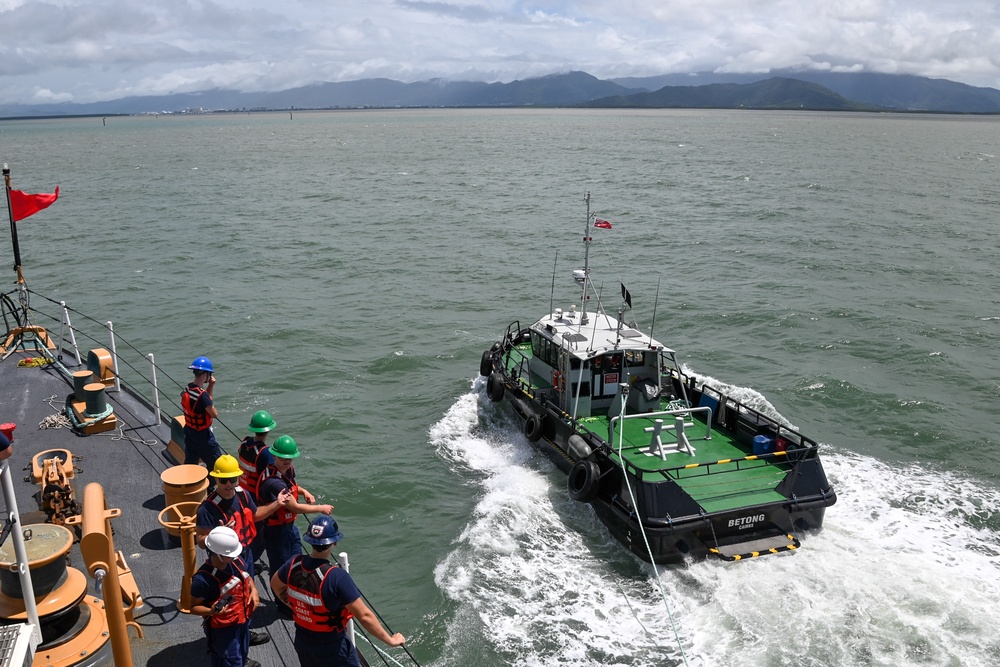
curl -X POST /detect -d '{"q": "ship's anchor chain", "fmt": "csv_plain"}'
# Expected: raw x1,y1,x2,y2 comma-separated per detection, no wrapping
42,482,83,527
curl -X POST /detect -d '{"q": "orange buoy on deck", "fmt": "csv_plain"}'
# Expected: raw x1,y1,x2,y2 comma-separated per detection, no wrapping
159,465,208,537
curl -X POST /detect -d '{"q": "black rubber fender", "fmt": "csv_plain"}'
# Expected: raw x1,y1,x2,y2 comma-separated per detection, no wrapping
523,413,544,442
486,372,505,403
479,349,494,377
567,459,601,502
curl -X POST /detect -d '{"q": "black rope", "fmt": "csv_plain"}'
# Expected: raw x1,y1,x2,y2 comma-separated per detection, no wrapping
358,589,422,667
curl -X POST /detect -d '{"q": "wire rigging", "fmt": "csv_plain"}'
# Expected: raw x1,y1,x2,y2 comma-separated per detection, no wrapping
614,397,692,667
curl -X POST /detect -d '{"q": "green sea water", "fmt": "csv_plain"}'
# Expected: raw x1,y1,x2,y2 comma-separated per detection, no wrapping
3,109,1000,666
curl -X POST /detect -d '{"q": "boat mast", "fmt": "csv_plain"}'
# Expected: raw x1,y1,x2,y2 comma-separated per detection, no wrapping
579,192,593,326
2,164,25,285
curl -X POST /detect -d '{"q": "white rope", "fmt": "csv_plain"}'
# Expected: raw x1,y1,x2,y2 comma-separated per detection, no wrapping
354,633,408,667
614,397,691,666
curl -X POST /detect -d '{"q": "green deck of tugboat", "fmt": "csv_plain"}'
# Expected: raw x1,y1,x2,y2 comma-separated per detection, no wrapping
578,415,787,513
515,344,788,514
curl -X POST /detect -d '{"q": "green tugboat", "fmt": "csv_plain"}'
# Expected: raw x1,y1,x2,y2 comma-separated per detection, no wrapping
479,193,837,563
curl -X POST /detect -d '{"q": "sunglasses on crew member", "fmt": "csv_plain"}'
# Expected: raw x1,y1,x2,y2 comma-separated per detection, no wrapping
216,478,237,485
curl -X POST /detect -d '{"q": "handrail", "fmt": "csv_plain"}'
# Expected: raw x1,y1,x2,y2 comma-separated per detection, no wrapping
608,405,713,445
4,288,190,434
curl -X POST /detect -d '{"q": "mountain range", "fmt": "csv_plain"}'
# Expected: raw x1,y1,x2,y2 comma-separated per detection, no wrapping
4,70,1000,118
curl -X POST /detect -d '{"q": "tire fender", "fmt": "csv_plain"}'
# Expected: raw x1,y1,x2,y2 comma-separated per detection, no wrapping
567,459,601,502
480,348,495,377
486,372,505,403
524,413,544,442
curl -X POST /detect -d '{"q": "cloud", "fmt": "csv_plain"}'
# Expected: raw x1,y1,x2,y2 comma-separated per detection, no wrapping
1,0,999,105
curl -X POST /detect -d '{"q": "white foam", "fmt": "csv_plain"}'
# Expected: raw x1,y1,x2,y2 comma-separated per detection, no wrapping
429,378,1000,666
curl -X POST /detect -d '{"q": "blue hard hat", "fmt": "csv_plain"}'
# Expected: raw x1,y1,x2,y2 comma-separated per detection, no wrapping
189,356,214,372
304,515,343,547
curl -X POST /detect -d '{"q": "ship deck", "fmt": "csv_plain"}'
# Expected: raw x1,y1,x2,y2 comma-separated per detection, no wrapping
0,345,301,666
509,343,790,514
577,412,789,513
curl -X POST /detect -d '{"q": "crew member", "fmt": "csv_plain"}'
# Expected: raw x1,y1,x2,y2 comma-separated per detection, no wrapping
190,526,262,667
182,356,222,480
196,454,290,579
237,410,276,563
271,515,406,667
237,410,275,503
0,429,12,462
256,435,333,580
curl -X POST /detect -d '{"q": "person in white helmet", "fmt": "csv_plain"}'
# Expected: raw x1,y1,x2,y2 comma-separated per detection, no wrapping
190,526,264,667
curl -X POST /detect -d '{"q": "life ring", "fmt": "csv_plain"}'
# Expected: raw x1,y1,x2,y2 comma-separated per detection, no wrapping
486,373,505,403
524,413,544,442
552,370,566,393
567,459,601,502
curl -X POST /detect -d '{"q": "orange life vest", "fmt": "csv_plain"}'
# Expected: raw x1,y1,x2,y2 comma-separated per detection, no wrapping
203,488,257,546
237,437,268,499
198,559,251,629
257,466,298,526
181,384,212,431
285,556,353,633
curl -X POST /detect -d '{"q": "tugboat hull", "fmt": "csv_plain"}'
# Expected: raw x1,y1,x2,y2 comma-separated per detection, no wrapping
479,194,835,564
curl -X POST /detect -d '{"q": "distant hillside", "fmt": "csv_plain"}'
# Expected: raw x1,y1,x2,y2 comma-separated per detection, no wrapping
611,70,1000,113
584,77,872,111
2,70,1000,118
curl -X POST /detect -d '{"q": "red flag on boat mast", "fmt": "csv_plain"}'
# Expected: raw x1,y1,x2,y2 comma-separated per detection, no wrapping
594,218,612,229
9,186,59,221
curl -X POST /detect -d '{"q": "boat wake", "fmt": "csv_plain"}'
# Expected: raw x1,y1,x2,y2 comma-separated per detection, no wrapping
428,378,1000,667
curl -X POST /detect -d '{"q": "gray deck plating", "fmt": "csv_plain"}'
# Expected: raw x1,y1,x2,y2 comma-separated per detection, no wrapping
0,351,299,666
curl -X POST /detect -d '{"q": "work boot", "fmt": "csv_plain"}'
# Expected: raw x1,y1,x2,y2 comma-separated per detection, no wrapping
249,630,270,646
244,660,261,667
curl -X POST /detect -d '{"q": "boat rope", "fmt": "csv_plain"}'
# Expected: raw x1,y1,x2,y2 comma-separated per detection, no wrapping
614,398,691,667
354,632,414,667
39,412,72,430
358,589,421,666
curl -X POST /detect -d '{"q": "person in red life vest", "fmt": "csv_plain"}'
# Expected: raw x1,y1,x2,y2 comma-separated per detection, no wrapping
0,430,12,462
271,515,406,667
237,410,276,563
182,356,223,482
237,410,276,504
256,435,333,587
196,454,290,580
190,526,263,667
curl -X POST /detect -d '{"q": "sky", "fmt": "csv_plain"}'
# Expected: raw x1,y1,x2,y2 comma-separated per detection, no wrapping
2,0,1000,105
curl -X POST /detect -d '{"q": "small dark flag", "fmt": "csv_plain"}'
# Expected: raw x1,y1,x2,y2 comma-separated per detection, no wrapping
594,218,612,229
9,186,59,221
621,283,632,308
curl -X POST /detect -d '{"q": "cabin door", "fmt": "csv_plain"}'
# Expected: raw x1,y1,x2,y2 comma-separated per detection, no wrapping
591,353,622,399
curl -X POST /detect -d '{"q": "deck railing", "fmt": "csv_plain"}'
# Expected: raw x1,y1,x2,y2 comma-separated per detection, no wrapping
4,287,186,429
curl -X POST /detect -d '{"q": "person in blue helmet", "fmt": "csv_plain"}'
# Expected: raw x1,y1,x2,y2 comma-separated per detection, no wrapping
182,356,222,481
271,515,406,667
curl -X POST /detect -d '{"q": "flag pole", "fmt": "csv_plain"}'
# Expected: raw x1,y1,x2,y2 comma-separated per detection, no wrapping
2,164,25,285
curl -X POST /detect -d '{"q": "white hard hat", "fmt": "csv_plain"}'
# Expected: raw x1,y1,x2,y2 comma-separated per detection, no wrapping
204,526,242,558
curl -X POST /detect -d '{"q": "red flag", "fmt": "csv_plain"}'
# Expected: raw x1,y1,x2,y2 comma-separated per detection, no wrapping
594,218,612,229
9,186,59,221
